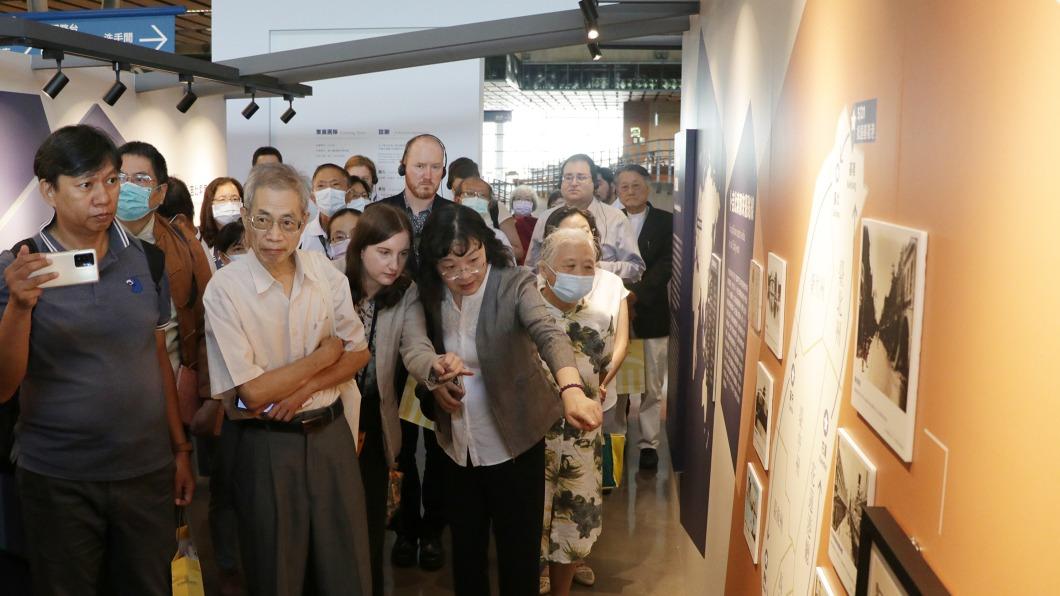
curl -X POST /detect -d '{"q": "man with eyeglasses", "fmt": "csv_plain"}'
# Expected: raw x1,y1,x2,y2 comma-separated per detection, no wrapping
301,163,354,258
203,162,373,594
525,154,645,283
117,141,214,435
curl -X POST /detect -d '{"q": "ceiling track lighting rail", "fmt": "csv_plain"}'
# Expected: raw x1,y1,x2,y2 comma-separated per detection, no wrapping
0,16,310,103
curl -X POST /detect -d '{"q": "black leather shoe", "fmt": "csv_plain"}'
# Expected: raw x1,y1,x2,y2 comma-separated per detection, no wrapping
391,535,418,568
639,447,659,470
418,536,445,571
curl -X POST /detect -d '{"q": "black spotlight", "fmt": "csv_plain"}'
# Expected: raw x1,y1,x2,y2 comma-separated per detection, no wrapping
176,75,197,113
589,42,603,61
280,94,296,124
102,62,126,106
242,87,259,120
579,0,600,40
41,50,69,99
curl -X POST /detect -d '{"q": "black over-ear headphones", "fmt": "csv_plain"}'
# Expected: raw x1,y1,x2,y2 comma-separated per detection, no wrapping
397,133,448,178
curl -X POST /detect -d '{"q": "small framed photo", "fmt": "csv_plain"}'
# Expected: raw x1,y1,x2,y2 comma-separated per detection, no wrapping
749,259,764,334
743,463,764,565
765,252,786,359
814,566,840,596
828,429,877,594
855,507,949,596
752,362,774,470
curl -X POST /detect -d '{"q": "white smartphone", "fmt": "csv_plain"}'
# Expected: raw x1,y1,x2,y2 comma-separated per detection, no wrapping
236,398,275,414
27,249,99,288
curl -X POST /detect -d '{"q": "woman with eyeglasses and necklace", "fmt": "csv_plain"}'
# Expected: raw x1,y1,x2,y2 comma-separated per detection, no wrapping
199,176,244,272
414,204,602,596
344,203,468,596
203,163,373,594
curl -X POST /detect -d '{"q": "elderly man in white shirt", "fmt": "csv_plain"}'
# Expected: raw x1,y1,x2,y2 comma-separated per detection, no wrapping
525,154,645,283
204,163,372,595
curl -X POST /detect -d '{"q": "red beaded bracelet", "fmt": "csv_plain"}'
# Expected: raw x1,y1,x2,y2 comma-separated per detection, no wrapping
559,383,584,394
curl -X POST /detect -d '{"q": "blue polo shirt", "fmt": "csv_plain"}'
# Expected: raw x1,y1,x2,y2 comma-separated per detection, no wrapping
0,218,173,481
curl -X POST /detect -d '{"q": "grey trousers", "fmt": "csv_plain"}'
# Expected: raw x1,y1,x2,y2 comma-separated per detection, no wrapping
17,463,175,596
234,415,371,596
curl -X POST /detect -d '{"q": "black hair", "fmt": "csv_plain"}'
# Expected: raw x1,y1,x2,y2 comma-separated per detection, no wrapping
158,176,194,220
326,207,362,238
214,220,245,254
544,205,602,256
348,176,370,195
252,146,283,165
33,125,120,187
118,141,169,185
313,162,349,183
454,177,498,228
346,203,414,310
416,204,513,308
557,153,599,189
597,166,614,184
446,157,480,190
615,163,651,180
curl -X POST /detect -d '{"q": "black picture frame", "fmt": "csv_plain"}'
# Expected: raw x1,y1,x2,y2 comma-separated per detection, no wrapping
855,507,949,596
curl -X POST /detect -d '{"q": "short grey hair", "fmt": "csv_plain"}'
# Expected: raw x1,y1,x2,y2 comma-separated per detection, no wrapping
510,185,538,209
540,227,598,266
243,162,311,215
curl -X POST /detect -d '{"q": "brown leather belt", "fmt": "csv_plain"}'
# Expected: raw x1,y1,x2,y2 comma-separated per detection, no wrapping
239,400,344,434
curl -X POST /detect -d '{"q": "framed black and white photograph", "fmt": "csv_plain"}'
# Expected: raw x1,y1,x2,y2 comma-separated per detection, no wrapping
749,258,764,334
828,429,877,594
815,566,840,596
855,507,949,596
765,252,786,360
852,219,928,462
743,462,764,565
752,362,774,470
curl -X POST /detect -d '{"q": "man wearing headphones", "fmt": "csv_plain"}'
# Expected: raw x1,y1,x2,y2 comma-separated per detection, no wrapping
374,134,454,272
368,133,452,572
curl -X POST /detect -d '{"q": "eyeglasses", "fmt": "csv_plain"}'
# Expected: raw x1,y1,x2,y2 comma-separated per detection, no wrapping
214,194,242,203
439,264,483,281
247,213,303,233
347,192,370,200
118,172,156,187
561,174,592,184
458,192,489,201
331,232,351,243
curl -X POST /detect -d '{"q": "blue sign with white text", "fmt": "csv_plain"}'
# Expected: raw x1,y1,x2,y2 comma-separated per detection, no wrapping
2,7,184,55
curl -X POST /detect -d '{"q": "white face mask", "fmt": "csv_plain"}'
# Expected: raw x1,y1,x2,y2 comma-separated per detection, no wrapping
546,264,594,303
348,197,370,212
225,251,251,266
212,201,242,226
513,199,534,217
314,188,347,217
329,238,351,260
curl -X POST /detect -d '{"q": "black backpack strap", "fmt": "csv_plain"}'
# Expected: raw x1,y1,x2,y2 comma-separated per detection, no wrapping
141,241,166,293
10,237,37,255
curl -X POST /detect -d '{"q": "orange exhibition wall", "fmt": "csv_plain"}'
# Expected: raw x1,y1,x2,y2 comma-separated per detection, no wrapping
680,0,1059,594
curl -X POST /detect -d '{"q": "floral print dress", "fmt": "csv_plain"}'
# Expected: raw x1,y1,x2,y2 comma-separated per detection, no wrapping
538,269,628,564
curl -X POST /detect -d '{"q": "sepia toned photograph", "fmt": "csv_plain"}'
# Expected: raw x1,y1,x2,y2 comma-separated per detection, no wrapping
749,259,764,334
765,252,786,360
752,362,774,470
852,219,928,462
743,463,764,565
828,429,877,594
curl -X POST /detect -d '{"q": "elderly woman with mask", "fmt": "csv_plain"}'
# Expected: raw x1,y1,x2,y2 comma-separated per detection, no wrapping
535,215,629,596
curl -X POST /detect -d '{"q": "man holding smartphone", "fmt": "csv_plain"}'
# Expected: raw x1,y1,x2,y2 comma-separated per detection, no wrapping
0,125,194,595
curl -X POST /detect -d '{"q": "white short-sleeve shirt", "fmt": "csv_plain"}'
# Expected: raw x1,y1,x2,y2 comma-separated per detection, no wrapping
203,249,367,416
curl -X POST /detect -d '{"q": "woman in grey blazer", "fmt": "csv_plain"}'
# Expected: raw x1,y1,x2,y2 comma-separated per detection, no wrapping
415,205,603,596
343,204,466,596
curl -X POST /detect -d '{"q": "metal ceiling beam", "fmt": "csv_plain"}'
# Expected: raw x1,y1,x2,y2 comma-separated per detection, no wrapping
0,15,310,97
221,3,697,84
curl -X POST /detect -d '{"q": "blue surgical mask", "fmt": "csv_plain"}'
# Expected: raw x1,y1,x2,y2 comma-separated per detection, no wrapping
462,196,491,220
546,264,594,303
117,182,156,222
348,197,370,212
314,188,346,217
513,199,534,217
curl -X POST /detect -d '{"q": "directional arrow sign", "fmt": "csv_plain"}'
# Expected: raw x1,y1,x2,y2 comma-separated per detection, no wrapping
1,7,183,55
